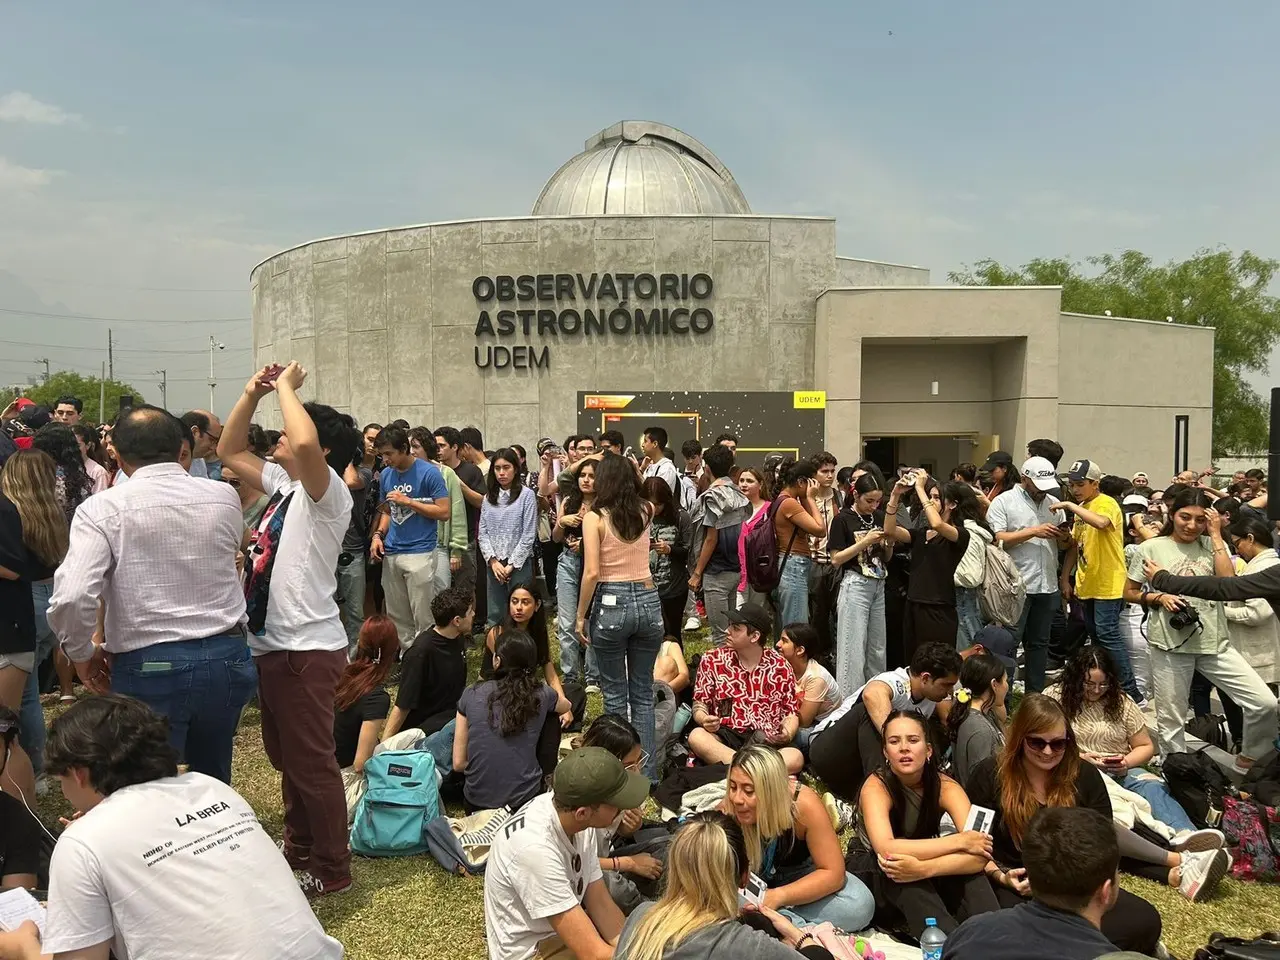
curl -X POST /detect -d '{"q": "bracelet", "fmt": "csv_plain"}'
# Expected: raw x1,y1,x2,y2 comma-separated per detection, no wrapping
611,856,619,872
795,933,817,950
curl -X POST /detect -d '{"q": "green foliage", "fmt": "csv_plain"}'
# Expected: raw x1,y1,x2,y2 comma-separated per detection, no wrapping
950,249,1280,457
20,370,146,423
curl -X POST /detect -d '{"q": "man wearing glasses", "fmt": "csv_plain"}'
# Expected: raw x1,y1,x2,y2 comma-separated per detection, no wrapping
179,409,223,480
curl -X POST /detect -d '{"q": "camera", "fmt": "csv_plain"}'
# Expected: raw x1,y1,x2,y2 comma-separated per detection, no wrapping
1168,602,1202,632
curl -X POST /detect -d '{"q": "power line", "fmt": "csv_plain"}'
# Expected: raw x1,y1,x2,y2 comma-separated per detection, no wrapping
0,338,252,357
0,306,249,324
23,274,243,293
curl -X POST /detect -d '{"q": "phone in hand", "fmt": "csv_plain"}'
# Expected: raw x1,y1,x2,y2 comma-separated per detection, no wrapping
716,697,734,719
1103,755,1126,768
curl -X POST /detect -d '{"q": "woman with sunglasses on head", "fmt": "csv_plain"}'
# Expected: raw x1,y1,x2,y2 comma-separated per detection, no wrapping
847,710,1000,941
965,695,1169,955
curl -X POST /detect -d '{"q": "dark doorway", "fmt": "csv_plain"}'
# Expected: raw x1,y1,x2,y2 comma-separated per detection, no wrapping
863,437,895,478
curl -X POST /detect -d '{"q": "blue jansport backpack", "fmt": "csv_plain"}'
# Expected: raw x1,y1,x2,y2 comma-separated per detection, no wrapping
350,750,439,857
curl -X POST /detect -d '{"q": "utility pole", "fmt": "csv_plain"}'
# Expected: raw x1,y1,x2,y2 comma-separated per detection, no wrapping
99,362,106,422
34,357,50,383
208,335,225,412
107,328,114,381
154,369,167,409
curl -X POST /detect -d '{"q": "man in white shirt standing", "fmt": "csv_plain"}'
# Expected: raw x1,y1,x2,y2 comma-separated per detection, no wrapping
485,746,645,960
47,405,253,785
218,361,361,899
640,425,692,510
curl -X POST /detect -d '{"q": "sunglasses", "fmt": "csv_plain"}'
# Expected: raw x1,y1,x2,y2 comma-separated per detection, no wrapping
1026,735,1070,754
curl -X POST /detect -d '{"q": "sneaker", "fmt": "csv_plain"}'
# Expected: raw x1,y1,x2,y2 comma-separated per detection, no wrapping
822,791,854,833
683,616,701,632
1134,698,1151,712
1178,849,1229,902
1234,755,1256,773
1171,828,1225,853
585,684,601,696
276,839,311,872
298,871,352,900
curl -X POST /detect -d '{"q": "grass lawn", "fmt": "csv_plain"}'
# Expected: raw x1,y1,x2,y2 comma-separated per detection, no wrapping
33,638,1280,960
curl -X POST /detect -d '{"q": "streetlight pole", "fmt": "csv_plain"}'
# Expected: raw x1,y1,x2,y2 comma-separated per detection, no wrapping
34,357,50,383
154,369,167,410
208,336,225,412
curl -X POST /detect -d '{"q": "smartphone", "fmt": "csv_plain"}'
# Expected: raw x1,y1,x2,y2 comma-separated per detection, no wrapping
716,697,734,719
1104,755,1126,766
964,805,996,835
260,363,285,385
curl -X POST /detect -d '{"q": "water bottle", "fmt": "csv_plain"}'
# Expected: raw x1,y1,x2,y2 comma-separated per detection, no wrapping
920,917,946,960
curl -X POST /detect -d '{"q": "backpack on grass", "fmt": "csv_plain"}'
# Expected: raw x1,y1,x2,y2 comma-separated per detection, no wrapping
978,540,1025,627
744,495,799,594
350,750,439,857
1221,796,1280,883
425,807,512,876
1162,751,1237,830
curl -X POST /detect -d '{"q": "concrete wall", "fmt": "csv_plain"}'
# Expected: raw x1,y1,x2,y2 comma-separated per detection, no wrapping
834,256,929,287
860,342,995,435
1057,312,1214,478
250,215,836,445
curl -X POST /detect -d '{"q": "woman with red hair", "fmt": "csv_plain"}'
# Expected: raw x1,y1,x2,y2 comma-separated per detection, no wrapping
333,614,399,821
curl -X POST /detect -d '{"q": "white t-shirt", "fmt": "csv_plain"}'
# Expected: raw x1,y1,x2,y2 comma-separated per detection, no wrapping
42,773,342,960
815,667,936,732
484,793,604,960
251,461,352,655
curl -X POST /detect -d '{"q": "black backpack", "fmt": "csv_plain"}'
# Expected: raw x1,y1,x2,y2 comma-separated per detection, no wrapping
1163,751,1238,829
1242,748,1280,808
1186,713,1231,750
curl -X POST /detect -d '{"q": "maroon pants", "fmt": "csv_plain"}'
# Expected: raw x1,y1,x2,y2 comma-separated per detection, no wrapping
256,648,350,883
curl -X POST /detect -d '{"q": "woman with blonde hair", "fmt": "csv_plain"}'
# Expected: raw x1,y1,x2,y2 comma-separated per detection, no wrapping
720,744,874,932
615,811,836,959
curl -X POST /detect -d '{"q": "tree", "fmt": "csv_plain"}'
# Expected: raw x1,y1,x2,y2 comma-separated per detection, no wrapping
19,371,146,424
950,249,1280,457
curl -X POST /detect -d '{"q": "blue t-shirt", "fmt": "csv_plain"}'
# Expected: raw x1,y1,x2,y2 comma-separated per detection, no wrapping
380,459,449,554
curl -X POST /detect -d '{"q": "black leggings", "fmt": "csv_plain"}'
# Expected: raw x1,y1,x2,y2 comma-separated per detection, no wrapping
660,592,687,639
848,844,1000,938
992,883,1161,956
808,703,883,803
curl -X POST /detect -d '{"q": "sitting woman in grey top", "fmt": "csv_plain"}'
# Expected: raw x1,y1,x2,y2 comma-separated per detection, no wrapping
946,653,1010,791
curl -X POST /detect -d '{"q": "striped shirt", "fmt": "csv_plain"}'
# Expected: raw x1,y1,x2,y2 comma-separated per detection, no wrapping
477,486,539,570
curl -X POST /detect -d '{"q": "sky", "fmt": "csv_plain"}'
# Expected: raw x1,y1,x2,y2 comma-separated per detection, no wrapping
1,0,1278,416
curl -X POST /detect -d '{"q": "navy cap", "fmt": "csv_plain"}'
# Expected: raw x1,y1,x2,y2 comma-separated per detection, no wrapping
974,624,1017,675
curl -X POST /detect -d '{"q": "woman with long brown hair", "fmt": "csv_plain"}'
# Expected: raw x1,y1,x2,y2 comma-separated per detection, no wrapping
641,476,693,639
333,614,399,821
965,694,1166,954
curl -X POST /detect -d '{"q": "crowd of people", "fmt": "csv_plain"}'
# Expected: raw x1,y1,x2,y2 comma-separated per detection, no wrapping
0,374,1278,960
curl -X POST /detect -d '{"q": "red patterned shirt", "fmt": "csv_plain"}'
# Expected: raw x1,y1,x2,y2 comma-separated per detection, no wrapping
693,647,800,736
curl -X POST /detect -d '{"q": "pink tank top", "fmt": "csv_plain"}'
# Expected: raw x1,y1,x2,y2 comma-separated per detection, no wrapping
597,511,653,583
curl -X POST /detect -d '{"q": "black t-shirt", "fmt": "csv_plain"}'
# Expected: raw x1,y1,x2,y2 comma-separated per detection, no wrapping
455,461,486,540
0,495,39,656
0,792,41,882
906,524,971,606
397,628,469,736
965,755,1112,869
942,900,1117,960
828,508,889,579
332,687,391,768
342,465,374,554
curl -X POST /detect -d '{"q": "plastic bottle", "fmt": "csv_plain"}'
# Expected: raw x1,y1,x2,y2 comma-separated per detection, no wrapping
920,918,946,960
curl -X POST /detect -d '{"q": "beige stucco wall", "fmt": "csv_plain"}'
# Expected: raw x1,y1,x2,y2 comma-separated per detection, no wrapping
834,256,929,286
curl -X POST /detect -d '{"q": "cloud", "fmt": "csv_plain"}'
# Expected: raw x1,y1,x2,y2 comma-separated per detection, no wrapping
0,157,58,190
0,91,81,126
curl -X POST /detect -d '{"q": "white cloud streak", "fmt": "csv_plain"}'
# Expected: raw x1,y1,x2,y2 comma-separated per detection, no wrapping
0,157,58,190
0,91,82,125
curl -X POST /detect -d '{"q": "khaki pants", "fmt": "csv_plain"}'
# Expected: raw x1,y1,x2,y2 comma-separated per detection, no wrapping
383,550,439,651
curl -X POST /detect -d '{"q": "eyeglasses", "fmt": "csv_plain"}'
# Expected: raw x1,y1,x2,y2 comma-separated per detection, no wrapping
625,751,650,774
1083,681,1111,692
1026,735,1070,754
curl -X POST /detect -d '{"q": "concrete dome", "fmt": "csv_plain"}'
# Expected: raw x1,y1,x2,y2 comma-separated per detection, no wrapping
532,121,751,217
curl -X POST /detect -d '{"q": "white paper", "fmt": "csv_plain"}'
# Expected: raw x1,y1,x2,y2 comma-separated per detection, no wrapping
0,887,46,936
740,872,767,907
964,805,996,836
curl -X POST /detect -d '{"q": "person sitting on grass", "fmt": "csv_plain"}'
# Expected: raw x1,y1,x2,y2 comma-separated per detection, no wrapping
484,584,582,729
0,707,40,892
846,710,1000,941
945,653,1009,790
35,695,343,959
775,622,843,752
614,811,839,960
484,746,648,960
333,613,398,822
720,744,876,933
808,642,963,802
942,807,1126,960
455,631,572,814
687,603,804,774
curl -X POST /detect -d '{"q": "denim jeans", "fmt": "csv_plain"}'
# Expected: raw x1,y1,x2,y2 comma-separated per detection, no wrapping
702,569,739,646
556,550,599,686
588,582,664,779
1121,604,1152,700
835,573,886,696
1121,772,1196,833
774,555,811,636
1014,591,1059,693
334,554,366,652
19,580,56,774
111,632,258,784
776,872,875,932
1084,598,1142,701
485,557,535,630
955,586,983,649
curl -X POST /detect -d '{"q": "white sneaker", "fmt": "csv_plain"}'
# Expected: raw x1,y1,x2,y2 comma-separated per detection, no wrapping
1178,848,1230,902
683,616,701,632
1172,828,1225,853
822,791,854,832
585,684,601,695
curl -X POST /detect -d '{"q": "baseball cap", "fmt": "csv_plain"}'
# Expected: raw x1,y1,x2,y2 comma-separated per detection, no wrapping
973,624,1017,675
727,602,772,637
981,451,1014,472
553,746,649,810
536,437,557,456
1122,493,1150,509
1131,472,1149,485
1020,456,1060,492
1066,459,1103,482
13,398,34,411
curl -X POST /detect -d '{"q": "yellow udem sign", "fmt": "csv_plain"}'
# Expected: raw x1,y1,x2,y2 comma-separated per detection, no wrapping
793,391,827,410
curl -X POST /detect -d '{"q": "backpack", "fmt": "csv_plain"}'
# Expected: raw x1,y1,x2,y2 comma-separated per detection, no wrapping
978,540,1025,626
425,807,512,876
1242,748,1280,807
744,496,799,593
1221,795,1280,882
350,750,439,857
954,522,989,589
1186,714,1231,751
1193,932,1280,960
1162,751,1238,829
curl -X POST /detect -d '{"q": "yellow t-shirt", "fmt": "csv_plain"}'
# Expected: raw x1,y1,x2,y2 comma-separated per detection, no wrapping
1072,493,1126,600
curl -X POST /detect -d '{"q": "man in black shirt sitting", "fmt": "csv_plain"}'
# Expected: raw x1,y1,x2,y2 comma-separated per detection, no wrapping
943,807,1122,960
380,586,473,746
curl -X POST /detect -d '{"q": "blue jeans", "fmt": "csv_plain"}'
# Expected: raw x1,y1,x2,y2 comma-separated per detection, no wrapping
1015,591,1059,693
18,580,56,774
485,557,535,629
835,573,886,696
1122,772,1196,833
955,586,983,649
774,555,812,635
111,633,258,784
334,554,366,653
777,872,875,932
588,582,664,780
556,550,600,686
423,719,456,777
1084,598,1142,701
